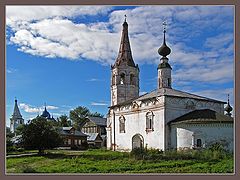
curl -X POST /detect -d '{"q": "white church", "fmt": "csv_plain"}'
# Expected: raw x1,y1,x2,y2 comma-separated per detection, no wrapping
106,19,234,152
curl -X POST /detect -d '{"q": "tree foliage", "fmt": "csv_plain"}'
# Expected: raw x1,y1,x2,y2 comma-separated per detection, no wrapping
69,106,103,130
57,115,71,127
21,116,62,155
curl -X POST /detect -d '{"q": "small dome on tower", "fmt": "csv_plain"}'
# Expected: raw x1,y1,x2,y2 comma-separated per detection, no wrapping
225,103,233,112
224,94,233,116
158,42,171,57
158,30,171,57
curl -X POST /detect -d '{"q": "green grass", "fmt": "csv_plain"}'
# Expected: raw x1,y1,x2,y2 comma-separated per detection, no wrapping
6,149,234,174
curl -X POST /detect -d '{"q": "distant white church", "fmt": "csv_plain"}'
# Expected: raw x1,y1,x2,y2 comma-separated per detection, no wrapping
10,99,24,133
106,19,233,151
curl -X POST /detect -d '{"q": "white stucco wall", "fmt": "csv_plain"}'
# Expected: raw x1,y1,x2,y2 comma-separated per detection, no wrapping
107,96,166,151
170,123,233,151
106,95,231,152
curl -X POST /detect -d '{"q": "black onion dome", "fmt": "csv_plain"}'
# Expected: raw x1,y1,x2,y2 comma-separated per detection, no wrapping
158,43,171,57
158,30,171,57
225,103,233,112
224,95,233,115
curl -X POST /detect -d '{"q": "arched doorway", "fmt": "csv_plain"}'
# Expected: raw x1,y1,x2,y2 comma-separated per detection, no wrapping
132,134,144,149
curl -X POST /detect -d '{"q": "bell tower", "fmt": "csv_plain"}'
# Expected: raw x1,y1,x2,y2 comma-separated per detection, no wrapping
111,16,139,106
10,98,24,133
157,21,172,89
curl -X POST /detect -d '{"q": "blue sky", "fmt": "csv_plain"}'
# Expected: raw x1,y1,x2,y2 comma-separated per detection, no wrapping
6,5,234,127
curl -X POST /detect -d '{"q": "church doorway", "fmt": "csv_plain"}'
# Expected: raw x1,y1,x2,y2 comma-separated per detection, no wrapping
132,134,144,149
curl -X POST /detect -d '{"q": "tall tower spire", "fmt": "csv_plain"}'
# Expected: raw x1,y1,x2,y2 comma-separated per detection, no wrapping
112,15,135,68
157,21,172,89
111,16,139,106
10,98,24,133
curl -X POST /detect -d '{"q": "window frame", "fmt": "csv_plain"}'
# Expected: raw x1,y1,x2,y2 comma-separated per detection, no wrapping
146,111,154,132
119,115,126,133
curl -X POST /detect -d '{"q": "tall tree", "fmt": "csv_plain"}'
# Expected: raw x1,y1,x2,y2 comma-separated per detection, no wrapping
91,112,104,118
69,106,104,130
21,116,62,155
57,115,71,127
70,106,90,130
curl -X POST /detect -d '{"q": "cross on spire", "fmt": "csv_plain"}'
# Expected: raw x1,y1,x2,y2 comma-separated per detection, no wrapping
163,21,167,33
124,14,127,22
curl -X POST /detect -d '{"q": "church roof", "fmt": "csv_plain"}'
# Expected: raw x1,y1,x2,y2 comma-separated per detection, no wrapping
112,18,136,68
110,88,225,108
168,109,233,125
86,116,107,126
12,99,23,119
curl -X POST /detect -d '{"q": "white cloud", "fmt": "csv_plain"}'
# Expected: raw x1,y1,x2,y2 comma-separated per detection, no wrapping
6,5,234,86
19,103,58,113
6,68,17,73
91,102,108,106
46,105,58,110
19,103,41,113
86,78,104,82
6,6,112,24
191,88,233,105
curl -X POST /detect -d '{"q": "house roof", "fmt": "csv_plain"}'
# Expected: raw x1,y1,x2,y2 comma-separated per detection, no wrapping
85,133,103,141
110,88,225,108
86,116,107,126
58,127,87,137
168,109,233,125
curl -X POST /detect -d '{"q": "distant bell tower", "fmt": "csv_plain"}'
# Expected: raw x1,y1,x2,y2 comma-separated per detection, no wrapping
158,21,172,89
111,16,139,106
10,98,24,133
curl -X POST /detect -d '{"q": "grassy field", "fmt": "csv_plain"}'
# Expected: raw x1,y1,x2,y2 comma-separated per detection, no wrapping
6,149,234,174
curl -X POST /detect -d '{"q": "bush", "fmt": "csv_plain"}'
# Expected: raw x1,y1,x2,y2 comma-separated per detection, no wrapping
130,148,146,160
21,165,37,173
7,146,16,153
208,142,226,152
17,148,25,152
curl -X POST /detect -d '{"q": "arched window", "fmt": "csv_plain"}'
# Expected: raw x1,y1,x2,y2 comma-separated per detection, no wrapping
119,116,125,133
120,73,125,85
130,74,135,85
146,111,154,131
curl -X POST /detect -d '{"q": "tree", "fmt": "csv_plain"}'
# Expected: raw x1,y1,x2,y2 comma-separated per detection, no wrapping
91,112,104,118
70,106,90,130
57,115,71,127
6,127,15,152
21,116,62,155
15,124,25,136
70,106,103,130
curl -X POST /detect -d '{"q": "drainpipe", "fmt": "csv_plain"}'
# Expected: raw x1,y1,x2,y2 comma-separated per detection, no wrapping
113,111,116,151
